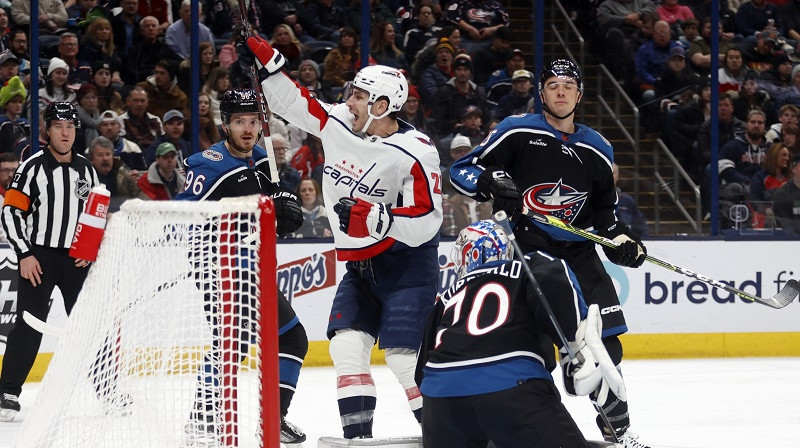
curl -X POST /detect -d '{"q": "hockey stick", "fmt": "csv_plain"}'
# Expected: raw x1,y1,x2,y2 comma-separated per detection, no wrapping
523,209,799,309
234,3,280,184
493,211,621,444
23,311,66,338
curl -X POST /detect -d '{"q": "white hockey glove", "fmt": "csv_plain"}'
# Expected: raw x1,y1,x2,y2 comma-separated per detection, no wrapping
333,197,393,239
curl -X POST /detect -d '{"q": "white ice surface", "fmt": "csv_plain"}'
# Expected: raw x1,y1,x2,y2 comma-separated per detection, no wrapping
2,358,799,447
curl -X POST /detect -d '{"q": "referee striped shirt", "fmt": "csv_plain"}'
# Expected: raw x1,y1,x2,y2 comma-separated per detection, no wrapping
1,148,99,258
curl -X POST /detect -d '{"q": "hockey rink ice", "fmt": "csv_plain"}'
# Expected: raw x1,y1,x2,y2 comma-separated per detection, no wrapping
2,357,799,447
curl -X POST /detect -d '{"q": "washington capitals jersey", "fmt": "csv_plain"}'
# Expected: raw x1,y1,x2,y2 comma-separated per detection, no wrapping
175,141,276,201
450,113,619,241
260,72,442,261
417,252,587,398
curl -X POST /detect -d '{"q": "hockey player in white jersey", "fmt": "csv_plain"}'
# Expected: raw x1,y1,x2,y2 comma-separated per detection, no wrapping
238,36,443,440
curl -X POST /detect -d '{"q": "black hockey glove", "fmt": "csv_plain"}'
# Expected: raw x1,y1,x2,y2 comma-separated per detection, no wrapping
598,222,647,268
477,167,523,221
272,187,303,237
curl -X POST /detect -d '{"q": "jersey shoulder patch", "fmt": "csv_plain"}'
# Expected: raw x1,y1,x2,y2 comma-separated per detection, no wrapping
202,149,224,162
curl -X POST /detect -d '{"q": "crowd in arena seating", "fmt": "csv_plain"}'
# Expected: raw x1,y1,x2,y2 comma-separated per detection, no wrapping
2,0,799,235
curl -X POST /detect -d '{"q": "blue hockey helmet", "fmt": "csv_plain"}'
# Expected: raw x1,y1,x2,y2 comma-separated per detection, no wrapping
452,220,514,278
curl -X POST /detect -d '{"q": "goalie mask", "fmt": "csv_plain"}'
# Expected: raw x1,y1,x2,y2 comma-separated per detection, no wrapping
452,220,514,279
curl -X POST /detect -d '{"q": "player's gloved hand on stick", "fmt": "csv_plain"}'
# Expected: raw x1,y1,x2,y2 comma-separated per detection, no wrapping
272,187,303,237
333,197,393,239
599,222,646,268
236,34,285,82
477,167,523,221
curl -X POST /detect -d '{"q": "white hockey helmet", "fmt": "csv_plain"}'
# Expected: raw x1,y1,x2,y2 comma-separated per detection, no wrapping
452,220,514,279
351,65,408,113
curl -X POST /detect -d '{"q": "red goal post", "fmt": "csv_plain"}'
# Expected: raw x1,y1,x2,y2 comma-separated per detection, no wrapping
17,195,280,448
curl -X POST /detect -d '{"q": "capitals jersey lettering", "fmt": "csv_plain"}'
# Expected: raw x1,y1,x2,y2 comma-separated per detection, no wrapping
260,73,443,261
450,114,619,241
175,141,276,201
418,252,587,398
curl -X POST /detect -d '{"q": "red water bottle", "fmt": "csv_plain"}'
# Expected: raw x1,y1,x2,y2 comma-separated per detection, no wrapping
69,185,111,261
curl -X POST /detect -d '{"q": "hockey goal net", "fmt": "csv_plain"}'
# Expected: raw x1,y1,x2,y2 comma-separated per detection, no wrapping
16,195,279,448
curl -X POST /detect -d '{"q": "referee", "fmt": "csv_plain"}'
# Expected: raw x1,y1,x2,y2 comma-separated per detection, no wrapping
0,102,100,422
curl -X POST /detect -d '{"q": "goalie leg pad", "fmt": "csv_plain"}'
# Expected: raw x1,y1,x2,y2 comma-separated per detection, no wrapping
385,348,422,422
330,330,377,439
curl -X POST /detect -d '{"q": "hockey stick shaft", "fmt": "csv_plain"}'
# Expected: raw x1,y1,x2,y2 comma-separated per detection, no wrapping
523,209,798,309
23,311,66,337
235,2,280,184
494,211,621,444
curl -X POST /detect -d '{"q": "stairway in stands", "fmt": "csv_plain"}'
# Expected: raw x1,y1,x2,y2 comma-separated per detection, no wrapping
503,1,701,236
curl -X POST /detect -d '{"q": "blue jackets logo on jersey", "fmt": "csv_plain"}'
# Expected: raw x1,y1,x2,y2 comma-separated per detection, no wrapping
523,179,587,222
202,149,223,161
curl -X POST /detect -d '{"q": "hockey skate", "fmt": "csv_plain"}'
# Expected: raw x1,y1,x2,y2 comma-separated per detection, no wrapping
602,427,651,448
281,416,306,444
0,393,20,422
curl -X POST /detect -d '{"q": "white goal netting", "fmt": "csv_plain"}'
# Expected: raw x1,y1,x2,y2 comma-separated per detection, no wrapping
16,196,277,448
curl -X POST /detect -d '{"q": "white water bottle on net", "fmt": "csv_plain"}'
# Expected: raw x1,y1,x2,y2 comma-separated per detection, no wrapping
17,195,280,448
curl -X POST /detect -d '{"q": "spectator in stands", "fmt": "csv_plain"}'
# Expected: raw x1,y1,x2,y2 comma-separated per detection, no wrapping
189,93,220,152
272,134,301,193
118,87,162,156
97,110,147,173
760,52,794,89
782,0,800,44
343,0,394,35
165,0,214,60
145,109,189,166
0,77,30,159
635,20,680,103
739,29,778,74
9,30,30,87
495,69,534,120
718,47,755,94
74,84,100,153
0,153,19,199
201,66,229,127
782,123,800,154
88,135,146,210
749,143,791,227
296,59,334,103
772,152,800,233
0,9,10,52
177,41,218,94
434,54,487,137
203,0,232,40
404,4,440,66
322,27,360,87
136,59,188,121
486,48,526,111
57,33,93,88
305,0,346,42
766,104,799,144
369,21,409,71
677,17,700,51
137,141,185,200
411,26,463,83
0,51,18,86
291,134,324,185
11,0,68,34
270,23,309,77
719,109,769,187
596,0,658,81
657,0,694,27
444,0,510,51
398,85,431,136
736,0,782,39
612,162,648,237
470,26,512,86
38,58,76,115
91,60,124,114
291,177,332,238
663,81,710,182
732,72,774,123
112,0,142,57
420,37,455,113
440,136,492,235
137,0,170,34
125,16,180,84
79,18,123,83
698,92,745,171
455,105,486,147
655,46,703,105
688,17,731,78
